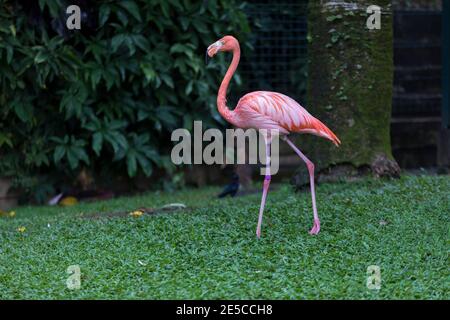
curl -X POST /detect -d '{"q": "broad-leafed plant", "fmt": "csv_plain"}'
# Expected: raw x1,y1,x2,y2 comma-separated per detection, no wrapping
0,0,250,201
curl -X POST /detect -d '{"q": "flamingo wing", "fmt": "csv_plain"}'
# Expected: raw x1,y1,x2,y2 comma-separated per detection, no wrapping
235,91,341,146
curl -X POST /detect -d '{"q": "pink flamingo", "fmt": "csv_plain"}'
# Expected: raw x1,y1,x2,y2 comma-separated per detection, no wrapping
206,36,340,237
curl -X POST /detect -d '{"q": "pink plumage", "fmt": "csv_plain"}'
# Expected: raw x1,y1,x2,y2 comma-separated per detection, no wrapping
235,91,341,146
207,35,340,237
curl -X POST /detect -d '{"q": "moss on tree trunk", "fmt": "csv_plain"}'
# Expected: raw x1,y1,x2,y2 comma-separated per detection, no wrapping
292,0,400,184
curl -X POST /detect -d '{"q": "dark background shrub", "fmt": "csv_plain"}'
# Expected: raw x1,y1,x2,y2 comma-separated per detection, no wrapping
0,0,250,202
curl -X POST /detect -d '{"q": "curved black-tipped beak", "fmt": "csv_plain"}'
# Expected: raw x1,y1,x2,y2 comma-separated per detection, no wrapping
205,50,210,65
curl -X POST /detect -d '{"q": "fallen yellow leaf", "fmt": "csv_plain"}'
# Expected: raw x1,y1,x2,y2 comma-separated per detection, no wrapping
59,196,78,206
17,226,26,233
129,210,144,217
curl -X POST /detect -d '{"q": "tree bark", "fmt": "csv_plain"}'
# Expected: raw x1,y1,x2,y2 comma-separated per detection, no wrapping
292,0,400,185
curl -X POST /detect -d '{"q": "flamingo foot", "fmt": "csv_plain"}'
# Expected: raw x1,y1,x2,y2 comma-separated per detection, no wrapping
256,227,261,239
309,219,321,235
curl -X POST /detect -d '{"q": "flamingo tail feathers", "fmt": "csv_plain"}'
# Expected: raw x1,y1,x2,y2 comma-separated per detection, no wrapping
318,120,341,147
295,117,341,147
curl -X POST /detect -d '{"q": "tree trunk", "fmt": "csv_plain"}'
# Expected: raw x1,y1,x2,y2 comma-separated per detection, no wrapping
292,0,400,186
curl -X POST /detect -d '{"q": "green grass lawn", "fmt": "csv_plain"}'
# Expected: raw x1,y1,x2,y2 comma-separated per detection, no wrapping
0,174,448,299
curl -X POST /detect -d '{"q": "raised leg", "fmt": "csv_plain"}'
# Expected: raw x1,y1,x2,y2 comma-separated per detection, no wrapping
283,136,320,235
256,140,272,238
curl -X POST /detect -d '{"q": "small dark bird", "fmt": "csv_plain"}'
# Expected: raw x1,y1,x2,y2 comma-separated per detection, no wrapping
218,174,240,198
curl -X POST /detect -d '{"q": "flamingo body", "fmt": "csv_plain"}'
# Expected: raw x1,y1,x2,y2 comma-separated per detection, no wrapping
206,35,340,237
233,91,341,146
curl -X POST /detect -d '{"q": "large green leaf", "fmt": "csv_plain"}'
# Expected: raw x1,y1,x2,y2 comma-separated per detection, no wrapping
118,1,142,22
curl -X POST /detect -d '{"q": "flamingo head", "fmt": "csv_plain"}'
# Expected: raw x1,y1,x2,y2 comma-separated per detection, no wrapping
206,35,238,64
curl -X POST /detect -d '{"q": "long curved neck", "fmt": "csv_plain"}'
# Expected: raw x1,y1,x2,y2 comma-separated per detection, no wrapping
217,44,240,122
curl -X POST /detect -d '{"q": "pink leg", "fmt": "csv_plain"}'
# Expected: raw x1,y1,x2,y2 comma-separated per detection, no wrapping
256,140,272,238
283,136,320,235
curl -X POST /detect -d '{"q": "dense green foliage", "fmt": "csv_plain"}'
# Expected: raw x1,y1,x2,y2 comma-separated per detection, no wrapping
0,175,448,299
0,0,250,200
